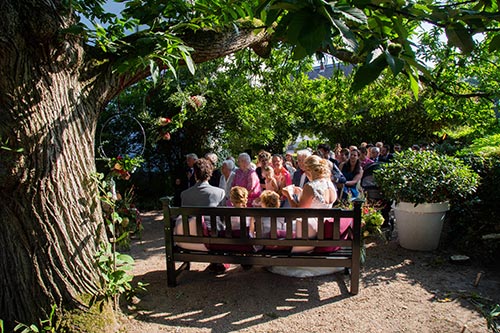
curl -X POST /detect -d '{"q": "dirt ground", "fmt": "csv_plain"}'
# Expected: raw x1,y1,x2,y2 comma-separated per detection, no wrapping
123,211,500,333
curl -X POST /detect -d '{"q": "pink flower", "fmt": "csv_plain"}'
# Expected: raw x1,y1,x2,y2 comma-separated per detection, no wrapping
159,117,171,126
190,95,206,108
162,132,171,140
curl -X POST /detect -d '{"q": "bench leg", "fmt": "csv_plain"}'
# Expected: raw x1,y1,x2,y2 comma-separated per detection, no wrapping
166,255,177,287
350,265,360,295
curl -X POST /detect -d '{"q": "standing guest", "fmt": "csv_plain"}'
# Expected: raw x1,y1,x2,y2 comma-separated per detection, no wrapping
271,154,292,206
317,145,346,185
255,150,272,190
173,153,198,206
339,149,363,199
393,143,402,154
292,149,312,188
375,141,384,150
369,146,380,162
233,152,262,207
219,159,235,206
379,144,393,162
284,151,297,173
317,143,337,166
185,153,198,188
205,152,222,187
359,146,374,169
338,148,350,165
334,143,343,165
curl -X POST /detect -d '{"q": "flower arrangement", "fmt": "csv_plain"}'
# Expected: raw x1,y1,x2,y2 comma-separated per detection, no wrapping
362,204,385,239
108,154,144,180
336,199,385,240
115,186,143,246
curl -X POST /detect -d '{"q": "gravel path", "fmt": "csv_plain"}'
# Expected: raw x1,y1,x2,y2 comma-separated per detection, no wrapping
122,211,500,333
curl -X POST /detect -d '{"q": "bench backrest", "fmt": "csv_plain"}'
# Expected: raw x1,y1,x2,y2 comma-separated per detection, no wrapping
162,199,363,250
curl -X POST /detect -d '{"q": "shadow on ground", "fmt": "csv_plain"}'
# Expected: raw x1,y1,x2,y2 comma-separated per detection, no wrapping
127,211,500,332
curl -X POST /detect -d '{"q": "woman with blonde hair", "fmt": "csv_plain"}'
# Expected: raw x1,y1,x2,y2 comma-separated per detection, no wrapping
283,155,337,209
276,155,340,277
282,155,337,243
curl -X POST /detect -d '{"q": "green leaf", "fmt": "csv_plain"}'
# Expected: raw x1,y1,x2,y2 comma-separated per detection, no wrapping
149,59,160,86
116,253,134,264
332,18,358,52
408,70,419,100
182,52,196,75
488,34,500,52
384,50,404,75
334,6,367,25
351,51,387,92
445,22,475,54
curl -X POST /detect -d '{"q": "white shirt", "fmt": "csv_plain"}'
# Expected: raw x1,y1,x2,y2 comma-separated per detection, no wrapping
218,171,235,205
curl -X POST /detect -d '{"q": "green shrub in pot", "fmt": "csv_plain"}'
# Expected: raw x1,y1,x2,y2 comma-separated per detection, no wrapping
373,150,480,205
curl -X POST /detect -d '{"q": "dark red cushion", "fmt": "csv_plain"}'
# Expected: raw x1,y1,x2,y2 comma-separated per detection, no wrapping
313,218,353,253
206,229,255,253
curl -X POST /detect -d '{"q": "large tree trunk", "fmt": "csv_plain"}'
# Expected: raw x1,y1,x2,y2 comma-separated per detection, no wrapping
0,0,277,327
0,1,116,325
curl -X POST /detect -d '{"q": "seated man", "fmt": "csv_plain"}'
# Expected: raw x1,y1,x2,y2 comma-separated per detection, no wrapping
181,157,225,207
178,158,227,272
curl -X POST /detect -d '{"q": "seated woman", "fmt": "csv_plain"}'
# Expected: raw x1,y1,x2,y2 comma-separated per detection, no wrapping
232,152,261,207
228,186,252,232
269,155,343,277
339,148,363,199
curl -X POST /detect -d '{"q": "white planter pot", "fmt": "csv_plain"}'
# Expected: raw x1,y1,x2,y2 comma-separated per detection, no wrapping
394,201,450,251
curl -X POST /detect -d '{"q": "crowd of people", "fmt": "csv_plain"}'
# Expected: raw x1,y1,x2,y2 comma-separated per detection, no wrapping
174,141,406,209
172,142,407,274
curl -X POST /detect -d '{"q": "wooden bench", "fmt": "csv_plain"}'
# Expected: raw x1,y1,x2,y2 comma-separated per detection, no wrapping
161,198,363,294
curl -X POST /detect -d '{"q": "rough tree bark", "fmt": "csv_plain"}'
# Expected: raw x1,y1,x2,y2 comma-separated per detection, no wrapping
0,1,116,324
0,0,272,327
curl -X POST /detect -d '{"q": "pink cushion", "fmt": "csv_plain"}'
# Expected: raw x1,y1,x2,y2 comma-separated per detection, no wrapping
313,217,353,253
174,216,209,251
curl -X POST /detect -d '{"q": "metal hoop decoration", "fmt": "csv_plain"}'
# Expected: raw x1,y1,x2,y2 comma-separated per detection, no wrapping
98,113,146,159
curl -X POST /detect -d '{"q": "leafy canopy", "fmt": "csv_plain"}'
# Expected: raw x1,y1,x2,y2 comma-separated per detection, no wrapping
67,0,500,93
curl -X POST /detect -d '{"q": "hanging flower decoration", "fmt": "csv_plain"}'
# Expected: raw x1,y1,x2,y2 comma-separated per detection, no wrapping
158,117,172,126
188,95,207,110
108,155,144,180
140,92,208,143
157,117,173,141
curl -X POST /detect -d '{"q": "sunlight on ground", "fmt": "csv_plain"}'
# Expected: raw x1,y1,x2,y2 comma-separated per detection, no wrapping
232,314,264,325
198,312,231,323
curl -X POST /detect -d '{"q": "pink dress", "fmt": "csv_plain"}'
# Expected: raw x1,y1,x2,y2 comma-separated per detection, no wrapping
233,168,261,207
